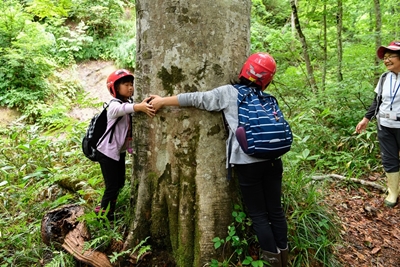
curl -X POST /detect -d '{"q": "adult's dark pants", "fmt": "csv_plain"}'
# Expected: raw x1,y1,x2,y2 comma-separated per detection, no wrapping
97,151,126,211
235,158,288,252
378,125,400,173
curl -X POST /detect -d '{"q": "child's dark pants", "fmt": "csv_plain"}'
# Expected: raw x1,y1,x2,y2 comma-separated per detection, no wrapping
235,158,288,252
97,152,126,212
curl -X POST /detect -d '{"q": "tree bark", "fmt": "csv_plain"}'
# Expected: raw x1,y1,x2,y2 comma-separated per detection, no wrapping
322,2,327,90
290,0,318,93
125,1,249,266
336,0,343,82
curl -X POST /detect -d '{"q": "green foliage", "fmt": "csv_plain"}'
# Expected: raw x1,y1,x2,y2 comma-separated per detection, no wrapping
282,164,342,267
25,0,72,20
55,21,94,64
0,123,81,266
81,211,123,250
108,236,151,264
0,112,135,266
69,0,125,37
0,0,56,110
210,205,265,267
44,251,75,267
273,76,382,175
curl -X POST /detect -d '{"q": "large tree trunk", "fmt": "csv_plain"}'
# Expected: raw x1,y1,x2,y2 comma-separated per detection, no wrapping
125,0,250,266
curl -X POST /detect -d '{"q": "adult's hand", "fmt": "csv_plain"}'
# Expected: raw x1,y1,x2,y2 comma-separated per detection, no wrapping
355,117,370,133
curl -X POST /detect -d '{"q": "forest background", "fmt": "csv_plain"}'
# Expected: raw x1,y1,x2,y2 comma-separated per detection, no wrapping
0,0,399,266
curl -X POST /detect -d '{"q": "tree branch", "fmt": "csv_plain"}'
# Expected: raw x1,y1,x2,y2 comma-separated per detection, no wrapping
311,174,386,192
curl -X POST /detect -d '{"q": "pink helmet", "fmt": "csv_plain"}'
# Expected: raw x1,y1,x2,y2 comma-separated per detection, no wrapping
238,52,276,89
106,69,134,97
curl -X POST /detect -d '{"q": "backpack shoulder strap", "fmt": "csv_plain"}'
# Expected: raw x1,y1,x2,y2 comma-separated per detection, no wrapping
96,99,124,146
234,84,252,103
374,72,390,129
377,71,389,98
97,116,123,146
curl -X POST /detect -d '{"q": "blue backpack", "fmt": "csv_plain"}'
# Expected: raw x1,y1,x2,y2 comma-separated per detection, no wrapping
234,84,293,159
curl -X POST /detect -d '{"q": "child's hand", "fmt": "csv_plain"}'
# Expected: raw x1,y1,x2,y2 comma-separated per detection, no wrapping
135,96,155,117
149,95,163,112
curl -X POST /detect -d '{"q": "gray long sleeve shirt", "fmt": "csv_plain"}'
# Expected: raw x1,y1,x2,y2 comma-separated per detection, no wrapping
177,84,268,168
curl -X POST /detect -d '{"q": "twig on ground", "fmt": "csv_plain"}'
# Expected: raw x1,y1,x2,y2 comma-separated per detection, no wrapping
311,174,386,192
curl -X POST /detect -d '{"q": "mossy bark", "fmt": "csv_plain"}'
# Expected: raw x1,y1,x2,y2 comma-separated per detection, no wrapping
126,0,251,266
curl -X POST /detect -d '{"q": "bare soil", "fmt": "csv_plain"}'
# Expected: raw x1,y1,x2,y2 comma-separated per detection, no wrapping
67,60,117,121
0,107,20,125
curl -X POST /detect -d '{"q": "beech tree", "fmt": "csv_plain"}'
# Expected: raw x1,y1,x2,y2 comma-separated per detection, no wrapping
124,0,251,265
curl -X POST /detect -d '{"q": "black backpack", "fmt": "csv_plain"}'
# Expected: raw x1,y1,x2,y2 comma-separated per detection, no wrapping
82,100,122,161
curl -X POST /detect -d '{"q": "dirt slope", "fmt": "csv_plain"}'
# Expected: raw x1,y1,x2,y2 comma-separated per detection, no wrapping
68,60,117,122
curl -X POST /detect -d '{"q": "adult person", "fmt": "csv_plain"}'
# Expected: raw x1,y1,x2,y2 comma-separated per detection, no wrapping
95,69,155,219
150,53,288,267
356,41,400,207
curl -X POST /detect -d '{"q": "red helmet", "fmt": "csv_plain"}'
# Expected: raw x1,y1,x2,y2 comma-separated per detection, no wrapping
106,69,134,97
238,52,276,89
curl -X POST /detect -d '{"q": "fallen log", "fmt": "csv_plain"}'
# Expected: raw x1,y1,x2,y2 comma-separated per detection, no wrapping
41,204,112,267
311,174,386,192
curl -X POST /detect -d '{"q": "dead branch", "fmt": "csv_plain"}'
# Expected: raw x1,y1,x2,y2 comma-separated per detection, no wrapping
55,178,96,200
61,222,112,267
311,174,386,192
41,204,112,267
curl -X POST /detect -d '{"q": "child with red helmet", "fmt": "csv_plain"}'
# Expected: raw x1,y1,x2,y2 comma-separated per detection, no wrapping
95,69,155,219
149,53,289,267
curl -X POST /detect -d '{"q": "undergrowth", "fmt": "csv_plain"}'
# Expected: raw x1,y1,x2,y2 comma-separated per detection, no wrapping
0,88,144,266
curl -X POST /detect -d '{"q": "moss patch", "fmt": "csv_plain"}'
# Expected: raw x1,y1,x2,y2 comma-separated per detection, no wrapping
157,66,186,95
207,123,221,136
212,63,224,77
183,84,198,93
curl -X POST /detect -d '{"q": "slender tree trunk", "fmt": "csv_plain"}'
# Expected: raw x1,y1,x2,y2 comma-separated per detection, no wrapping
373,0,382,84
391,3,400,37
322,2,327,90
125,1,250,266
290,0,318,93
336,0,343,82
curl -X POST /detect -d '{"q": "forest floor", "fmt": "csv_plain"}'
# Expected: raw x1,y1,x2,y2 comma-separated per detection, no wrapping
325,173,400,267
1,61,400,267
